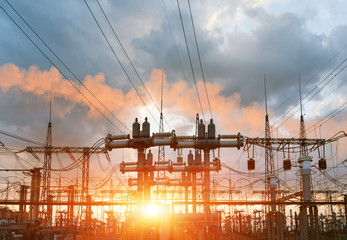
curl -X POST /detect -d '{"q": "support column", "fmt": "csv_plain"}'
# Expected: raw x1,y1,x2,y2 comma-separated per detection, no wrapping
269,175,277,212
47,194,53,226
19,185,28,223
137,148,145,204
67,185,75,226
86,195,92,227
299,156,312,240
300,206,309,240
144,150,152,203
185,185,188,213
30,168,41,224
192,172,197,213
203,149,210,213
314,205,320,240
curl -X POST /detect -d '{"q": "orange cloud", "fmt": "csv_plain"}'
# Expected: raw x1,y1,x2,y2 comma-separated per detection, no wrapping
1,63,345,143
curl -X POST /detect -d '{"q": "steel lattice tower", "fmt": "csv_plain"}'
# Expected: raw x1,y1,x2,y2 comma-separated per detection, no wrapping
42,95,52,201
264,78,274,207
157,72,166,201
265,114,274,202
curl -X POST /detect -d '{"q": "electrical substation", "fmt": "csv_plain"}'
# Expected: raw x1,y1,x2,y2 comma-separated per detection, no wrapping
0,110,347,240
1,1,347,240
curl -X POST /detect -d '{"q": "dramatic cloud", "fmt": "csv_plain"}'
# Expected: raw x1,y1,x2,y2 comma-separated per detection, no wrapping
0,0,347,191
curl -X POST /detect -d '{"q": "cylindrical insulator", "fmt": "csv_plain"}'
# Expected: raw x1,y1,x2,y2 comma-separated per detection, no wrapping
177,156,183,163
207,119,215,139
147,149,153,165
195,151,202,165
142,117,150,138
132,118,140,138
188,150,194,166
198,119,205,139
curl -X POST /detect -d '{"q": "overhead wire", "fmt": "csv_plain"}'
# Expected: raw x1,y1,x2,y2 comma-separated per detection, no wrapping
264,57,347,137
94,0,173,131
176,0,205,122
305,101,347,136
0,2,127,134
83,0,159,127
161,0,199,115
187,0,213,120
273,43,347,115
0,129,44,146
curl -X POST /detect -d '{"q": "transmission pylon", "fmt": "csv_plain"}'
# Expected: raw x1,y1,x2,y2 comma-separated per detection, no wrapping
157,71,166,201
42,93,53,224
264,77,276,211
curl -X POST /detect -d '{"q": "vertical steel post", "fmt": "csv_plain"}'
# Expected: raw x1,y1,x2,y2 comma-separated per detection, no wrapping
203,149,210,214
30,168,41,224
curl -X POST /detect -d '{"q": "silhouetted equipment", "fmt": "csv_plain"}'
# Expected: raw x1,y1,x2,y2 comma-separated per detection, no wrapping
283,159,291,171
133,117,140,138
248,158,255,171
318,158,327,170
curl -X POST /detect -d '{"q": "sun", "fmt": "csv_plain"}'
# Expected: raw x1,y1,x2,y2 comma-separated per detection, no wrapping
144,204,161,217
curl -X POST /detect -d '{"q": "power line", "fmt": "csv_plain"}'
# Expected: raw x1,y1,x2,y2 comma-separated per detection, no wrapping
255,57,347,138
305,100,347,136
273,60,347,133
161,0,199,117
0,130,44,146
176,0,205,122
0,2,127,134
273,44,347,115
95,0,172,131
83,0,159,127
187,0,213,120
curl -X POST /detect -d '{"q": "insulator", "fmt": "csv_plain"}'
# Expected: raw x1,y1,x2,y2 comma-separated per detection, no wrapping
198,119,205,139
142,117,150,138
213,158,221,170
283,159,291,171
207,119,216,139
132,117,140,138
318,158,327,170
195,151,202,165
248,158,255,171
177,156,183,163
128,178,132,186
146,149,153,165
188,150,194,166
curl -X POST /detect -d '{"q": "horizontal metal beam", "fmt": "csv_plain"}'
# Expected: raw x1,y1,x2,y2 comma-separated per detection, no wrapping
25,146,106,154
0,200,345,206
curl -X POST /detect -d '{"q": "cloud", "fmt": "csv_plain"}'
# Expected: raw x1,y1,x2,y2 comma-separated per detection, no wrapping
0,63,268,138
1,1,347,192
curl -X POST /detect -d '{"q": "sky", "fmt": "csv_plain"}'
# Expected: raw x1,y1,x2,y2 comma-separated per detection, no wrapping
0,0,347,193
